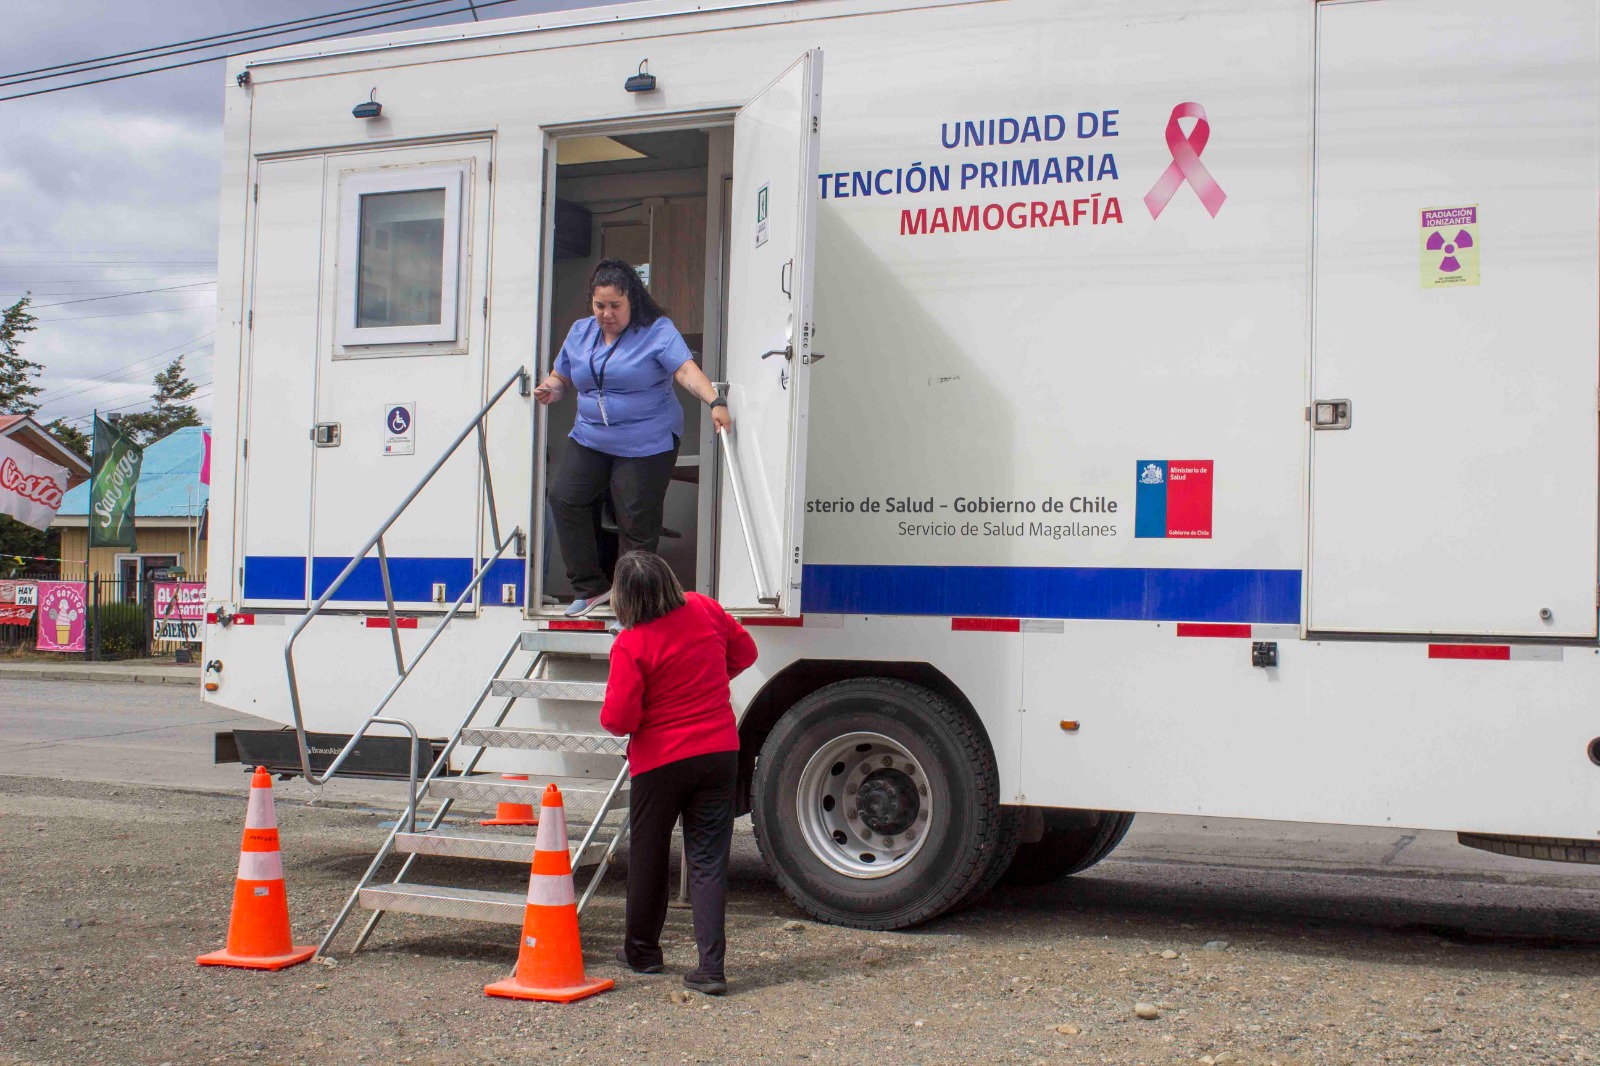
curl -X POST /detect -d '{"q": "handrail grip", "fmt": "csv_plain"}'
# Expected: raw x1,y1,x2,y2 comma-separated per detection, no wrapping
716,423,772,603
283,365,528,784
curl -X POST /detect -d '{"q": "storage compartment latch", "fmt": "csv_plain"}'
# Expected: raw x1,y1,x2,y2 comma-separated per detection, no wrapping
311,422,342,447
1311,399,1351,430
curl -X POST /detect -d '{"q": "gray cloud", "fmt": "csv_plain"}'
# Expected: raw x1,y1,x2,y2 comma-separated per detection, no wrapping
2,0,597,430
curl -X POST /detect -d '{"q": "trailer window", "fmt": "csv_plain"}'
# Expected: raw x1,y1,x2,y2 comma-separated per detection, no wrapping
336,162,467,348
357,189,445,328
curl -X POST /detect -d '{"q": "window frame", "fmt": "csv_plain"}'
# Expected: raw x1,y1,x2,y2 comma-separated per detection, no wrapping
335,163,466,347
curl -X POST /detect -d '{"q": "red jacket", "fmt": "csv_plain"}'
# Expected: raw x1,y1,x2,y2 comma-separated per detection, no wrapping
599,592,758,775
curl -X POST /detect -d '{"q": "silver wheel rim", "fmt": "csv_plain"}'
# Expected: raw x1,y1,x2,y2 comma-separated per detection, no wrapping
795,731,933,879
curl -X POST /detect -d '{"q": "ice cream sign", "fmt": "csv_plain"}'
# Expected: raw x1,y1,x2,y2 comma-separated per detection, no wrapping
36,581,86,653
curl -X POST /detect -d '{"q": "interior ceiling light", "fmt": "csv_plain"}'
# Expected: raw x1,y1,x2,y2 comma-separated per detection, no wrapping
556,137,648,166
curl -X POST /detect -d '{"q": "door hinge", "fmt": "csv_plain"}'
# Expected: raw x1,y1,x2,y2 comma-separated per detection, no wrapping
482,295,488,317
812,116,819,132
238,566,244,587
486,161,493,182
242,439,248,459
247,309,253,329
252,182,258,203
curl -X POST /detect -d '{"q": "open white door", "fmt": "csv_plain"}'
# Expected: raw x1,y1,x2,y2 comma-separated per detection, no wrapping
716,49,823,616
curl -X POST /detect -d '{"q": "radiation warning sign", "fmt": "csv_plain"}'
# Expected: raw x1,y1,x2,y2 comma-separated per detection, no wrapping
1421,206,1479,288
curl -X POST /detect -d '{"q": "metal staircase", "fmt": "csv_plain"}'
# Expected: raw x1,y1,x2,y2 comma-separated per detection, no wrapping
318,628,628,956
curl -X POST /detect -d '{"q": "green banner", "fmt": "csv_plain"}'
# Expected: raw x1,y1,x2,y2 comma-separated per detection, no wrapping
88,416,142,549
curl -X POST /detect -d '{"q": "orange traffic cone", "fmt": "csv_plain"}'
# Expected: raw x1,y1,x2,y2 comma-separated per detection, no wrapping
196,766,316,971
481,774,540,826
485,783,614,1003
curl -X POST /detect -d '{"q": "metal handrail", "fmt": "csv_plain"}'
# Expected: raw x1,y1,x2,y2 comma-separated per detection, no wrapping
716,423,774,604
283,365,530,786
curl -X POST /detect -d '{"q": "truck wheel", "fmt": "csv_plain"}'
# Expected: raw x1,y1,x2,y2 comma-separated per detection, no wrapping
1000,808,1135,886
751,678,1008,930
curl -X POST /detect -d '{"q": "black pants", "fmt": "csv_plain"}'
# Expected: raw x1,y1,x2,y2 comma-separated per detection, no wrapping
624,750,738,979
548,438,679,598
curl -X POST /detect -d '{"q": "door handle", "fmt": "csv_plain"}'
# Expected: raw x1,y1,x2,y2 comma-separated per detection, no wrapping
761,347,792,362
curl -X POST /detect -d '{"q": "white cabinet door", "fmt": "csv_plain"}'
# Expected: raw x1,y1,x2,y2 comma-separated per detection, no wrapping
239,156,323,608
309,140,493,611
716,50,824,616
1308,0,1599,637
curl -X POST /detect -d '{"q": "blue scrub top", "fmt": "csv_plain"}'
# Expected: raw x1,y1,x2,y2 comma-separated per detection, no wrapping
554,316,694,457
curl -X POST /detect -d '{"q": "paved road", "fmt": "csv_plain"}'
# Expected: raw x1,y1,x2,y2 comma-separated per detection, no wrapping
2,678,1596,909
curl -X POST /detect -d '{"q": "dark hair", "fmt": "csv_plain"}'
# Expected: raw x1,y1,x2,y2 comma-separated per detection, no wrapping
588,258,664,330
612,550,686,628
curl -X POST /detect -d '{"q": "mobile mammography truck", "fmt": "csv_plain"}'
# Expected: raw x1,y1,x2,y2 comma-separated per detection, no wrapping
204,0,1600,937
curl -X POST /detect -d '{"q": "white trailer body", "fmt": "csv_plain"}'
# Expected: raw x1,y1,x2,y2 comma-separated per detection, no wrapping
204,0,1600,925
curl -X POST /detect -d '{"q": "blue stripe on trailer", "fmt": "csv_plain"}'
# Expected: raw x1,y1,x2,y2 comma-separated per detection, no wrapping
244,556,526,604
242,556,310,601
801,565,1301,624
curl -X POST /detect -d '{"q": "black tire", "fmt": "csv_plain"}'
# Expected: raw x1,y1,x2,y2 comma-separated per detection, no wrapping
751,678,1008,930
1000,808,1135,887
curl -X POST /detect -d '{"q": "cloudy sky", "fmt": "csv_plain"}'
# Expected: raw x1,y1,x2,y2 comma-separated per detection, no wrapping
2,0,601,432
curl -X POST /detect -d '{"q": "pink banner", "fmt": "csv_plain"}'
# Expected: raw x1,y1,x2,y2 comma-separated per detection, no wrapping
36,581,87,653
153,581,206,622
1144,102,1227,220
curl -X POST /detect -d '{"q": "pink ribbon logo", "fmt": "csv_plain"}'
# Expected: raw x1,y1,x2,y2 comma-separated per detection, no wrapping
1144,102,1227,220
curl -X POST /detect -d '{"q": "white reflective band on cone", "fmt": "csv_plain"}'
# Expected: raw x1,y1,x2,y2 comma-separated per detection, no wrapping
237,849,285,882
244,786,277,829
533,804,568,851
526,872,577,907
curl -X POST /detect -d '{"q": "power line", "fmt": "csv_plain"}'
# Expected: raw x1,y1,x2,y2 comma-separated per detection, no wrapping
0,0,529,103
33,333,215,408
0,254,215,262
29,281,216,309
55,380,216,428
1,0,451,86
34,302,215,323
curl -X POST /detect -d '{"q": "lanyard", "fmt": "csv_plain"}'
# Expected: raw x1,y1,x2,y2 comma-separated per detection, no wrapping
588,327,626,393
588,325,626,426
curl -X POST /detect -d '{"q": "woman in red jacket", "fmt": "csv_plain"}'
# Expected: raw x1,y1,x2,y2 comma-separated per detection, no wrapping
600,550,757,996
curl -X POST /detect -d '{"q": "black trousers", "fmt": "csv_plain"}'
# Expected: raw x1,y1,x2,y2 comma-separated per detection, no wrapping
624,750,738,979
548,438,679,598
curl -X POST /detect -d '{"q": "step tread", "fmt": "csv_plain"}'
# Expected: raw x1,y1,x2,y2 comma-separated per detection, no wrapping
520,631,615,654
358,882,525,925
491,678,609,701
458,727,627,756
395,828,615,866
427,774,629,811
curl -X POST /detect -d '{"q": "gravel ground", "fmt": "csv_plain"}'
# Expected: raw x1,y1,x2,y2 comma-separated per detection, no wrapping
3,773,1598,1066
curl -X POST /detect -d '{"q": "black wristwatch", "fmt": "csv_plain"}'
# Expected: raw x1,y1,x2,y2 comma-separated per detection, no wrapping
709,398,728,409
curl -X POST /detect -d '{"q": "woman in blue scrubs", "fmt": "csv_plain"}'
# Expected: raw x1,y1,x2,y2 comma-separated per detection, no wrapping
534,259,731,615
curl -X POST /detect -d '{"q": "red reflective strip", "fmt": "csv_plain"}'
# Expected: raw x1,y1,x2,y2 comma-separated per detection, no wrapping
547,619,606,631
951,618,1021,632
232,614,255,626
365,616,418,629
1428,644,1510,660
743,616,805,627
1176,623,1253,639
205,612,217,624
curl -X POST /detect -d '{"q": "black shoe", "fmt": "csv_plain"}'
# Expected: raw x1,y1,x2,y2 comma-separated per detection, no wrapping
682,970,728,996
616,948,663,974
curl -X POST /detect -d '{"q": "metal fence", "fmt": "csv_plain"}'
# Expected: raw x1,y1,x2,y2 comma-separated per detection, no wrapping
0,571,206,661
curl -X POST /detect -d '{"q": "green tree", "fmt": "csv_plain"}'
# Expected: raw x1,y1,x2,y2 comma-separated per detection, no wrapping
47,419,91,462
0,296,42,416
119,356,202,444
0,296,52,571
